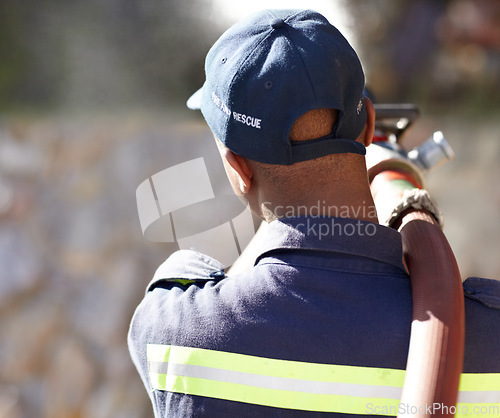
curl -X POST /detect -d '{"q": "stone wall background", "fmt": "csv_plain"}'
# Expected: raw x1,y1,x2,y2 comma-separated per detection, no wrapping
0,112,225,417
0,109,498,418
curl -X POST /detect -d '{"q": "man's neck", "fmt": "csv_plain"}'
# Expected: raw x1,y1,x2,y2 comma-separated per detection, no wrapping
259,187,378,224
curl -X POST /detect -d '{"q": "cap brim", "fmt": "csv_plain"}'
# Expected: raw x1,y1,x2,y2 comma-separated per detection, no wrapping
186,87,203,110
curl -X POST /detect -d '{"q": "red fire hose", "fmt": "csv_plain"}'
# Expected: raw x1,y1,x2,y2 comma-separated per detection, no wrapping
397,210,465,417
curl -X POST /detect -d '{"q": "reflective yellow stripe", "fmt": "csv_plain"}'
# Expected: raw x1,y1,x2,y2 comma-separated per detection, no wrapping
172,279,196,286
147,344,403,413
148,344,405,385
459,373,500,391
457,373,500,416
147,344,500,415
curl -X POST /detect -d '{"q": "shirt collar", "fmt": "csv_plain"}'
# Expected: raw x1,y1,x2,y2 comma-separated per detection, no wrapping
252,216,407,273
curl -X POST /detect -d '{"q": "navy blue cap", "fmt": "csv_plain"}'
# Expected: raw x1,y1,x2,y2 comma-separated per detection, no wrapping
187,9,367,165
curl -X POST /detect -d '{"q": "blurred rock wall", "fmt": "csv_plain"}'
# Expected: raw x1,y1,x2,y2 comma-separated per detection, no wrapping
0,109,498,417
0,112,225,418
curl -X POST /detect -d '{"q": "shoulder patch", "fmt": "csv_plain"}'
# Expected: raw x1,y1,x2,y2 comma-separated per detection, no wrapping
146,249,225,293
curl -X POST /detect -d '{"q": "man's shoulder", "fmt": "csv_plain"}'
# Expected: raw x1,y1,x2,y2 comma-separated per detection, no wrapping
463,276,500,310
462,277,500,372
145,249,226,293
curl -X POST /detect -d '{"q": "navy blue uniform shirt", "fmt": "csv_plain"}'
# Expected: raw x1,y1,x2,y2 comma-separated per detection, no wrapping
128,217,500,417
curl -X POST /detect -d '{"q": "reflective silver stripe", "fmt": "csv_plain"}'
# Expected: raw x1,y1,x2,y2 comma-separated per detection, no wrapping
458,391,500,403
150,361,169,374
147,344,500,413
150,361,403,399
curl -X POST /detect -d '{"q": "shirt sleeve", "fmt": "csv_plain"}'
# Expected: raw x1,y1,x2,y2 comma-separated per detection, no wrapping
128,249,226,412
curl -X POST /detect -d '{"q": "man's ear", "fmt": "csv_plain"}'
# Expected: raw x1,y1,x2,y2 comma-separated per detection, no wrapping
362,97,375,147
222,149,253,194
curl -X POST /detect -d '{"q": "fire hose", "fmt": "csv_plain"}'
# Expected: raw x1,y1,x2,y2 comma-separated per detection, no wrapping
368,103,464,417
398,210,464,417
